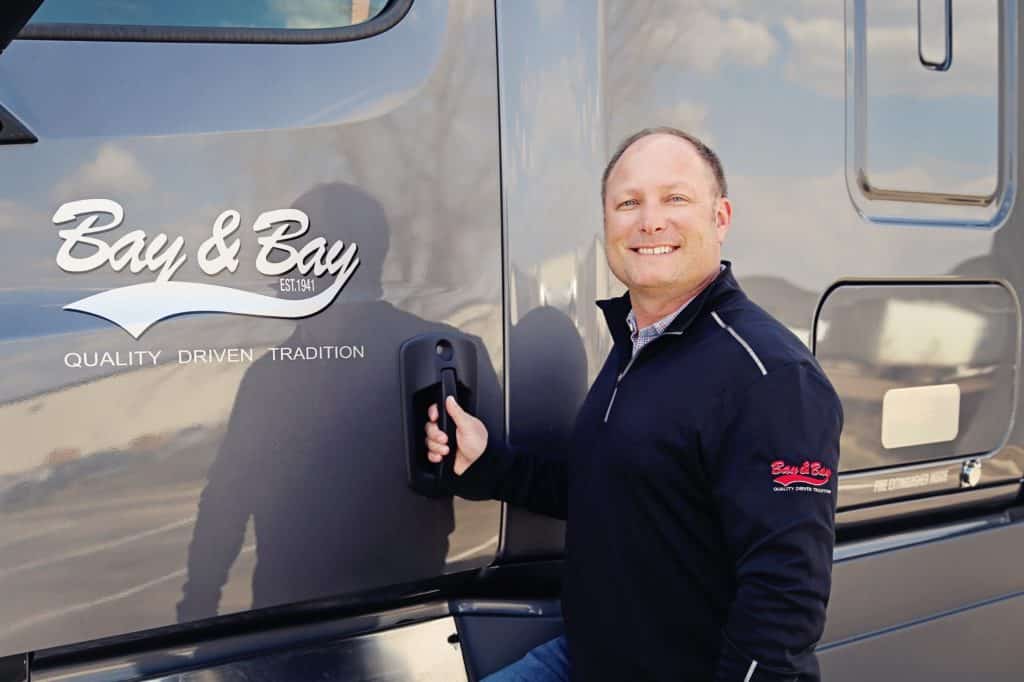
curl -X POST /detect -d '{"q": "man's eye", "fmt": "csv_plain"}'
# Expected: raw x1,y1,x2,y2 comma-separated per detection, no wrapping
618,199,638,208
668,195,688,203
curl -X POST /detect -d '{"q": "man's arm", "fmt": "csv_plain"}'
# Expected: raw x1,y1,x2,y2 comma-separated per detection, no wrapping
426,397,569,520
709,361,843,682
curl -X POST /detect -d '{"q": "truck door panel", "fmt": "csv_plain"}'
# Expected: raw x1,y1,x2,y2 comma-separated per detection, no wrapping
0,0,503,658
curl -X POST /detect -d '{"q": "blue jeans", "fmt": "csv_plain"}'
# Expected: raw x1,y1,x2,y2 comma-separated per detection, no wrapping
481,635,570,682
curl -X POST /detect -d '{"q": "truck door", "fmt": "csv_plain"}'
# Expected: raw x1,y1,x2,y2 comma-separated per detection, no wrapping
0,0,504,659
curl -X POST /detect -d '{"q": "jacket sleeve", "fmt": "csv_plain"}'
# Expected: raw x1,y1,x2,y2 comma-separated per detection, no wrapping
442,438,569,520
710,361,843,682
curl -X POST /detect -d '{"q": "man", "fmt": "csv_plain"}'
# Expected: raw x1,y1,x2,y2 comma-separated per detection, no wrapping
425,128,843,681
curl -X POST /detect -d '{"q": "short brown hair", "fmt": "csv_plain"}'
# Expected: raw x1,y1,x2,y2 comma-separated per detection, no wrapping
601,127,727,206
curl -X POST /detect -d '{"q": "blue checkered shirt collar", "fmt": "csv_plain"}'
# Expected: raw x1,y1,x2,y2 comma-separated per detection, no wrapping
625,265,726,358
626,301,688,358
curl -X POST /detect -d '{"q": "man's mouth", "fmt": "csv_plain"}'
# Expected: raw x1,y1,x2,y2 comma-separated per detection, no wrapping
630,245,679,256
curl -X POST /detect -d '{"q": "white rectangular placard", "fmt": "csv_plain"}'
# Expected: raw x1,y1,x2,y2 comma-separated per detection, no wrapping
881,383,961,449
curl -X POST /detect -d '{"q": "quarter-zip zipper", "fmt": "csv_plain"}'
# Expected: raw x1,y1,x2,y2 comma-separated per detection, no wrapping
603,330,685,423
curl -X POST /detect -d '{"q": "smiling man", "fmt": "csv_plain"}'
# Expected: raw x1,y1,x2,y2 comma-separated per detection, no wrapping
426,127,843,681
600,128,730,332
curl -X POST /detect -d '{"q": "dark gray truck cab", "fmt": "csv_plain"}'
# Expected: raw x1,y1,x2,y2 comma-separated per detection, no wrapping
0,1,1022,680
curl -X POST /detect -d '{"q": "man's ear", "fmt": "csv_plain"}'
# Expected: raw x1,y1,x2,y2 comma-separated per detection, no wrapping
714,196,733,243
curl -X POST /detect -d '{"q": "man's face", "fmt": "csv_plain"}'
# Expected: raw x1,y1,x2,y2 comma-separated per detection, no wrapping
603,134,731,300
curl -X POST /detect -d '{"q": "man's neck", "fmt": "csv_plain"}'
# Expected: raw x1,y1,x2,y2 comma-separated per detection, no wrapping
629,266,721,329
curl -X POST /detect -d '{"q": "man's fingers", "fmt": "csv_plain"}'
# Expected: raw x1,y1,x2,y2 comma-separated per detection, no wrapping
425,401,458,464
425,436,450,457
424,421,448,444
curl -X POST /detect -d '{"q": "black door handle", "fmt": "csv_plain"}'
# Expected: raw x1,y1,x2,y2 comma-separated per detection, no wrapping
437,367,459,482
400,333,478,497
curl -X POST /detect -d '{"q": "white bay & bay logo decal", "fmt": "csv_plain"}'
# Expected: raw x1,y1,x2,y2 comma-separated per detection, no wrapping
54,199,359,338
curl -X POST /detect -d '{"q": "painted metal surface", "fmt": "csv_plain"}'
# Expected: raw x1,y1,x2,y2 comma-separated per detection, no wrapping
822,515,1024,676
821,593,1024,681
0,0,503,657
493,0,606,559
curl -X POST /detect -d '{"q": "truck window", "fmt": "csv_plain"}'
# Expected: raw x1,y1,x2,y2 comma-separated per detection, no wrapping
20,0,408,44
845,0,1017,228
29,0,390,30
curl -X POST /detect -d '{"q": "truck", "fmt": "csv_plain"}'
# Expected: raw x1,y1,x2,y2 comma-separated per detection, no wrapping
0,0,1021,679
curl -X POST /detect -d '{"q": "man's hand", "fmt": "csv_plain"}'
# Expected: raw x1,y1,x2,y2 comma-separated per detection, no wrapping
425,396,488,476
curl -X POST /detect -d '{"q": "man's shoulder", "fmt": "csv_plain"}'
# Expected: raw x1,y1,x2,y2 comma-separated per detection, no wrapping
706,294,811,365
697,296,842,433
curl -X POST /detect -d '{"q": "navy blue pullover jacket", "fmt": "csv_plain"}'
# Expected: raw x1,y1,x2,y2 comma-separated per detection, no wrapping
447,263,843,681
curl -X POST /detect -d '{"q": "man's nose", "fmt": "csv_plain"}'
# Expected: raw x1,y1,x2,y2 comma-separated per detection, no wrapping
640,207,667,233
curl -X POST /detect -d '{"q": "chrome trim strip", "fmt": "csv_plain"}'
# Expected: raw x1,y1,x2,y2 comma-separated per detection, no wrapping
836,483,1020,530
450,598,562,617
857,171,995,207
834,514,1005,562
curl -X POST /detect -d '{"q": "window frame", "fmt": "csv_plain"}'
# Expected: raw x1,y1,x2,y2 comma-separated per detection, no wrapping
16,0,412,44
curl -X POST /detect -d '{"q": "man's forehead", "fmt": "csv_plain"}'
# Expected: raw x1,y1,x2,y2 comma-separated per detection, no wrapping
608,134,715,189
615,179,700,195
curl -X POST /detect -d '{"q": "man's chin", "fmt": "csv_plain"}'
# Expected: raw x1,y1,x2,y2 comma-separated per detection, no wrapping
626,278,680,295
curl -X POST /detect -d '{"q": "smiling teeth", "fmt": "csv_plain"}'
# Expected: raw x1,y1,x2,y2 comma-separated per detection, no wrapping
637,246,675,255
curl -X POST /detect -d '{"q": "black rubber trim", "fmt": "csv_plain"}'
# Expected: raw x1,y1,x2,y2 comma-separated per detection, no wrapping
0,0,45,53
32,567,465,668
0,653,29,682
34,604,451,682
15,0,412,44
31,560,563,670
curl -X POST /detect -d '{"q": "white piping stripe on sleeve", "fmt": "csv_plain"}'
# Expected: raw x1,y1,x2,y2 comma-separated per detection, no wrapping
743,659,759,682
711,310,768,376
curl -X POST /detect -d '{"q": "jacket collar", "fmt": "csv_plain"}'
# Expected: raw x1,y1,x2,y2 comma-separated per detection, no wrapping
596,261,741,349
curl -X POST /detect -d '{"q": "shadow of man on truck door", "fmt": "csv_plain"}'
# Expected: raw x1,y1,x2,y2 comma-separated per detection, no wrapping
177,182,499,621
